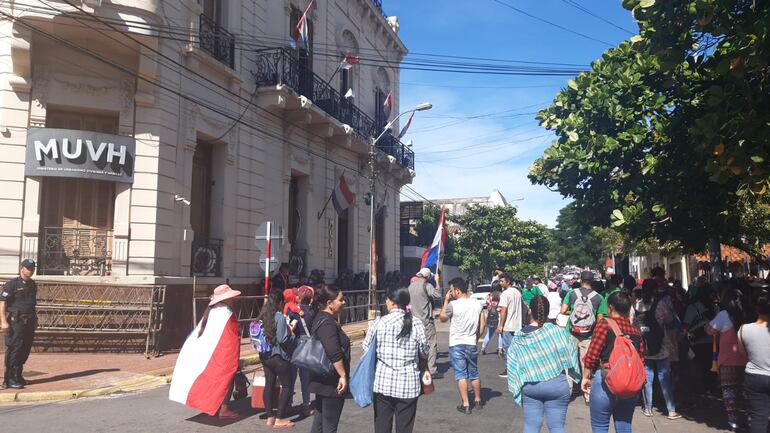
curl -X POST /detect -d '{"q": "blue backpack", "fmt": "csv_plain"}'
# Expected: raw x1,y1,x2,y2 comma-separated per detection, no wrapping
249,320,272,354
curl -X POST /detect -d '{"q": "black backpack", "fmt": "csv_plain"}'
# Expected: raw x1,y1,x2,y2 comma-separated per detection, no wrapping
640,297,665,357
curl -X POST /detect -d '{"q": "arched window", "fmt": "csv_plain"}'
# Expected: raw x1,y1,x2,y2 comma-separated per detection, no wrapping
339,30,359,97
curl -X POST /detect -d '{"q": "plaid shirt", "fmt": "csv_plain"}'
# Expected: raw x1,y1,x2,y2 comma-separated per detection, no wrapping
506,324,581,405
362,310,429,399
583,317,645,372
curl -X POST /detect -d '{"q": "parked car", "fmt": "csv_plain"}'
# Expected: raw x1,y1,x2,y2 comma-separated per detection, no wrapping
470,284,492,309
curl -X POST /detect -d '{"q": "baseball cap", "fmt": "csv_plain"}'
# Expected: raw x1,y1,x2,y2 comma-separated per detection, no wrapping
21,259,36,270
580,270,594,282
525,277,535,285
416,268,432,279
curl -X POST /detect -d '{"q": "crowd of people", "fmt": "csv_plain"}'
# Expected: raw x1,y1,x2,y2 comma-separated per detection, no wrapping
168,265,770,433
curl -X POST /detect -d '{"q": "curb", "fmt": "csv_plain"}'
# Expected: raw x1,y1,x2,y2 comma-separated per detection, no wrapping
0,326,369,404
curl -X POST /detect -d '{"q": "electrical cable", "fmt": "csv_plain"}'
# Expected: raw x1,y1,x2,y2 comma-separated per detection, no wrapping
491,0,615,47
558,0,636,35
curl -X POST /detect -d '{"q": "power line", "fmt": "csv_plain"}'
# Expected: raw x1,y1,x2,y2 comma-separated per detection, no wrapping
558,0,636,36
5,1,589,76
491,0,616,47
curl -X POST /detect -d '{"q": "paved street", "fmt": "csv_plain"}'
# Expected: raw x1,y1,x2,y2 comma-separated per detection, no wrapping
0,322,734,433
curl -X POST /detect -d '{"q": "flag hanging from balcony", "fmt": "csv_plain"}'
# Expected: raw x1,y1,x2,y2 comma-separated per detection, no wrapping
294,0,314,50
383,91,392,115
420,206,446,274
398,111,415,139
331,174,355,215
344,88,355,99
340,54,360,70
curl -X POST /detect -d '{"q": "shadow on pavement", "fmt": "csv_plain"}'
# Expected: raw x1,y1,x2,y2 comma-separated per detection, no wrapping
28,368,121,385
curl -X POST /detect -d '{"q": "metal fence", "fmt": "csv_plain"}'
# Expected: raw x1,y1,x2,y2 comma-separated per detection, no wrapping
199,14,235,69
31,283,165,357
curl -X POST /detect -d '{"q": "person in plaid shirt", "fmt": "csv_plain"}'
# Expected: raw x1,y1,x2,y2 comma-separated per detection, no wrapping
362,286,429,433
581,292,645,433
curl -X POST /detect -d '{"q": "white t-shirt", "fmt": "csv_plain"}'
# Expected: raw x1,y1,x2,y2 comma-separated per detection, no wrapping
499,287,523,332
709,310,734,332
546,292,562,319
445,297,482,347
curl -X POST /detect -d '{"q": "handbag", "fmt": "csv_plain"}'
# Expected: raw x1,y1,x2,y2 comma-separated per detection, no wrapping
291,316,333,376
350,331,378,408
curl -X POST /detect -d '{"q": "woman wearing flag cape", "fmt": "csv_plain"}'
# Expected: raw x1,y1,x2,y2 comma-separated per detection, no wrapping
169,284,242,419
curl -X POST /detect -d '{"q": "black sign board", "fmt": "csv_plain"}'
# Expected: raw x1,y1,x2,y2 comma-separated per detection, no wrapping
24,127,135,183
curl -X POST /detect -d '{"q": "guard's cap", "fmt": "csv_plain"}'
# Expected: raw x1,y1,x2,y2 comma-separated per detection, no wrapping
20,259,36,270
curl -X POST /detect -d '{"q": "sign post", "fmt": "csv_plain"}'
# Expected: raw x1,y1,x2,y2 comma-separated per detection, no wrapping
256,222,284,295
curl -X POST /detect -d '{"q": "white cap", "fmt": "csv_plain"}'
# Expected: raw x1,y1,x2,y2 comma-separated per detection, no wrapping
416,268,432,278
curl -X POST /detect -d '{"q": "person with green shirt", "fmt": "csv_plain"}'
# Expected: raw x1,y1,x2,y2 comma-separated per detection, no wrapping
559,271,605,404
521,277,544,306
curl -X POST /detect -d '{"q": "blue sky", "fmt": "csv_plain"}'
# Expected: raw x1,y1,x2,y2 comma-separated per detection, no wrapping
385,0,639,227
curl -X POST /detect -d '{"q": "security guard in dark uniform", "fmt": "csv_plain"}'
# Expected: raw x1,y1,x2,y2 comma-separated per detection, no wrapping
1,259,38,389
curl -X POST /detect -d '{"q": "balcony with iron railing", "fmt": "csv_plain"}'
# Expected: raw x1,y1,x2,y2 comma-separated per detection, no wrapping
199,15,235,69
253,47,414,170
39,227,113,276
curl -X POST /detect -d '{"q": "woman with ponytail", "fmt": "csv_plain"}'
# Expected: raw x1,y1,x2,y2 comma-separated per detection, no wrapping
506,295,580,433
362,286,429,433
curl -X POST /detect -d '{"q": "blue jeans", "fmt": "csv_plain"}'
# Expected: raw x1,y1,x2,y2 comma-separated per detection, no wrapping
643,359,676,413
449,344,480,381
500,331,514,361
481,328,500,351
589,372,636,433
521,375,570,433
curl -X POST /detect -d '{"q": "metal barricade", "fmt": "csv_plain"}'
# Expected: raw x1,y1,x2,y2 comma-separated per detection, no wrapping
29,282,165,357
340,289,386,324
192,295,266,329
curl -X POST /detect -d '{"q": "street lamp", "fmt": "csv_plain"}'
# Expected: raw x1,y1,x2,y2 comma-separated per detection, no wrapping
368,102,432,320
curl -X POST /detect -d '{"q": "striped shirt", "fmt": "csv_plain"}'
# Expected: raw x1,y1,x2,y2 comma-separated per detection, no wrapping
362,309,429,399
506,323,581,405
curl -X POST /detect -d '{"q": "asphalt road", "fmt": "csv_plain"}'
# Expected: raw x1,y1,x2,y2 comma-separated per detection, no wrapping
0,323,733,433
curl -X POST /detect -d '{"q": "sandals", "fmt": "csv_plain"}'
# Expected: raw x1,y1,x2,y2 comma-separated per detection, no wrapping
667,413,682,420
273,421,296,429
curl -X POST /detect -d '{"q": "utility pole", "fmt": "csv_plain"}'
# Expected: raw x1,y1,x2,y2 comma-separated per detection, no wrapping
368,138,378,320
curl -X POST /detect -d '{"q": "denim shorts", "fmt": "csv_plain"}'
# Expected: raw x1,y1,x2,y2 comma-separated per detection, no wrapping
449,344,480,381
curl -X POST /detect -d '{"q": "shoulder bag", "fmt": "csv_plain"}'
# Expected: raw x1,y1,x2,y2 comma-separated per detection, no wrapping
350,322,379,407
291,314,333,376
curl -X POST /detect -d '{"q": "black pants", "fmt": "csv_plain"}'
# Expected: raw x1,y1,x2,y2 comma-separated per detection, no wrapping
373,393,418,433
744,372,770,433
310,394,345,433
262,355,293,419
4,313,35,375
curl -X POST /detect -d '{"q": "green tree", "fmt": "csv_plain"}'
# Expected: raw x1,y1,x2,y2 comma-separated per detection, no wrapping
550,203,605,269
453,205,551,281
529,38,768,261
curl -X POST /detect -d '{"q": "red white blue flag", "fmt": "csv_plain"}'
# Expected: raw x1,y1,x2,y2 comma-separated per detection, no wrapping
383,91,392,115
331,174,354,215
420,207,446,272
294,0,314,50
340,54,360,70
398,111,415,139
169,307,240,416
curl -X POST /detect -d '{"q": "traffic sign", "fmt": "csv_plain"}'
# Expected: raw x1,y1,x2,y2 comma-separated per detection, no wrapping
258,257,280,273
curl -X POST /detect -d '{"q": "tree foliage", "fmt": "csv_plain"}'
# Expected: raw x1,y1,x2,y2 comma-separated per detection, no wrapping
529,1,770,260
453,205,551,281
550,203,605,269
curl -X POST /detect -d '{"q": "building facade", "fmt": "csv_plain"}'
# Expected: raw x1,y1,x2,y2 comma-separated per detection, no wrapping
1,0,413,344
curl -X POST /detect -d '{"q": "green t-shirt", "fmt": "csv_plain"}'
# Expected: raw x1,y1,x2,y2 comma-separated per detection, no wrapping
521,286,543,306
562,287,605,335
598,287,621,316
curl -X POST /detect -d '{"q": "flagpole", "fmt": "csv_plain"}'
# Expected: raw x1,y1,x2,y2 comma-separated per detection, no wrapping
317,191,334,220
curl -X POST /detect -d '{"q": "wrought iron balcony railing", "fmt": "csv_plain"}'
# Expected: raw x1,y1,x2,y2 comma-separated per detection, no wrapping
199,15,235,69
39,227,113,276
370,0,387,20
191,238,224,277
254,48,414,170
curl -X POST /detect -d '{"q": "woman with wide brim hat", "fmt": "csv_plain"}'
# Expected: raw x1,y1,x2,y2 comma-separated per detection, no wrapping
170,284,242,419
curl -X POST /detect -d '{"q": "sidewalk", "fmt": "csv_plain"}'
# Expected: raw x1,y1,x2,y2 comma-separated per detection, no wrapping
0,320,371,404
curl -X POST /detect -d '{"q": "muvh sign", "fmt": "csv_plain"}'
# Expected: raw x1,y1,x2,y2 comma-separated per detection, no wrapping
25,128,135,183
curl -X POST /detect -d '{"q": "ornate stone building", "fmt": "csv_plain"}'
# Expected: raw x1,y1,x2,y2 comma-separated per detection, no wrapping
1,0,413,345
